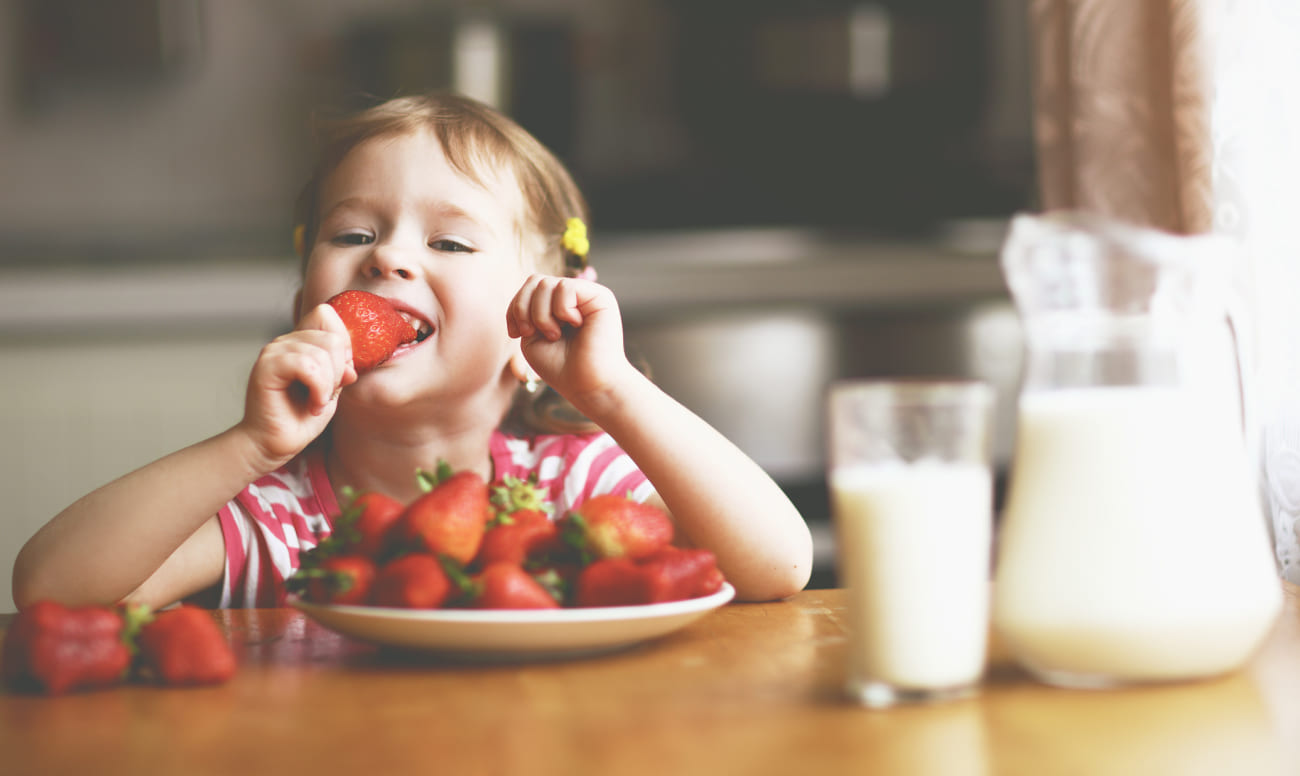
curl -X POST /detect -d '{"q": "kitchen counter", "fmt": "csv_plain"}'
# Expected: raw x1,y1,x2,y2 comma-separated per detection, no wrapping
2,583,1297,775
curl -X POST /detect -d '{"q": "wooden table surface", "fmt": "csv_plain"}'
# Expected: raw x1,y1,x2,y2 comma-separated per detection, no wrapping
3,584,1298,776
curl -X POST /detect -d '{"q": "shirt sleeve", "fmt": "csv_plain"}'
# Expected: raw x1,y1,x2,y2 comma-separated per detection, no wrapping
216,454,336,608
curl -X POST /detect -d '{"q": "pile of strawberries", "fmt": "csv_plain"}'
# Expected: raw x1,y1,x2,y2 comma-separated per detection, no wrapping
288,463,726,610
2,602,236,695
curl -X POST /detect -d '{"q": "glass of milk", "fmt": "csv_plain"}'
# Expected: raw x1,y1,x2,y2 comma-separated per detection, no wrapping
828,379,995,707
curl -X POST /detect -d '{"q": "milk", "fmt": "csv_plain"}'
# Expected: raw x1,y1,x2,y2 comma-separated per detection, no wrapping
993,387,1282,686
832,461,992,698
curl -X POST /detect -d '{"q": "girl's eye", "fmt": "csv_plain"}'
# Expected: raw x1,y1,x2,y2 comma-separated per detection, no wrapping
333,232,373,246
430,238,474,253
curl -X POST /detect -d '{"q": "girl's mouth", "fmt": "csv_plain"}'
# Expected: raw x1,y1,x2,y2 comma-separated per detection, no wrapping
389,306,434,361
402,313,433,343
388,302,433,344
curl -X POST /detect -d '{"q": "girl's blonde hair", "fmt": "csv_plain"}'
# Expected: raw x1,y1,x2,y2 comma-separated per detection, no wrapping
294,91,600,434
294,91,589,277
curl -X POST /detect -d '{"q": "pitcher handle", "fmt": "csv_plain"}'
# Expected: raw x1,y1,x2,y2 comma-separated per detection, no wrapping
1224,291,1257,463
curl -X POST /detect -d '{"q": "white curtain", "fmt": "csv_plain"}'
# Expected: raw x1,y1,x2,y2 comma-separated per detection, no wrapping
1027,0,1300,580
1205,2,1300,582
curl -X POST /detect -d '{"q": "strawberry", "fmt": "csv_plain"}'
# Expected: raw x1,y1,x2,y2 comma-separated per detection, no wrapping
289,554,377,605
637,547,725,602
490,474,552,518
561,494,674,561
398,462,493,566
2,600,142,695
137,605,237,686
476,510,561,568
335,489,405,558
370,554,452,609
574,548,724,607
326,290,418,374
472,563,561,609
574,557,651,607
476,474,561,568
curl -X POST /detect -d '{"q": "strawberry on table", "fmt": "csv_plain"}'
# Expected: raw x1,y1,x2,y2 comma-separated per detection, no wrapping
561,494,674,561
398,462,493,566
326,290,419,374
472,563,561,609
2,600,141,695
371,554,452,609
137,605,237,687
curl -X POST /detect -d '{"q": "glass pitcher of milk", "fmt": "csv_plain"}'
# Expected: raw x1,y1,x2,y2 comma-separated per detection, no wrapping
992,211,1282,688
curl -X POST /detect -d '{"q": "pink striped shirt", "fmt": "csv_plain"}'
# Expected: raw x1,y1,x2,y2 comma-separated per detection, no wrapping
217,431,653,608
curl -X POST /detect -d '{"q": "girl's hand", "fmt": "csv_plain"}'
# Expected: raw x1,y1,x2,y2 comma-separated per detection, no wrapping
238,303,357,471
506,274,635,407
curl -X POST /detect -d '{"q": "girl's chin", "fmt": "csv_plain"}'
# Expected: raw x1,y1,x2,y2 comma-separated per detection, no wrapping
340,371,424,408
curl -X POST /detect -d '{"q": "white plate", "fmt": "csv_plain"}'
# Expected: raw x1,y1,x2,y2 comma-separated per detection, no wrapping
290,583,736,661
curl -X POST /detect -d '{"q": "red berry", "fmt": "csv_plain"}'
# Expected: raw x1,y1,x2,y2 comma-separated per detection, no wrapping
371,554,452,609
327,290,418,373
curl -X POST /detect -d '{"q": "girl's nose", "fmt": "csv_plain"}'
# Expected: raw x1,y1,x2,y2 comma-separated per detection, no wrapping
363,243,417,281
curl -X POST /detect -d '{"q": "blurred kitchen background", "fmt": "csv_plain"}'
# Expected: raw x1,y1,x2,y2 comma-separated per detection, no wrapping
0,0,1036,609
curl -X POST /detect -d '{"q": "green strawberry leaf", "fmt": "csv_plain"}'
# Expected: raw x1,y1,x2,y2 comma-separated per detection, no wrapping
119,602,155,656
438,555,478,606
415,460,457,493
560,513,594,566
530,568,568,605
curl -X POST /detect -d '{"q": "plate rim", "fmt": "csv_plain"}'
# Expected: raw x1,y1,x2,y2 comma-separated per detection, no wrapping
289,582,736,624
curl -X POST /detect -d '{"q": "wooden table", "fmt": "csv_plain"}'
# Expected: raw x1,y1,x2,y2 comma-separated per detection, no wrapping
3,585,1298,775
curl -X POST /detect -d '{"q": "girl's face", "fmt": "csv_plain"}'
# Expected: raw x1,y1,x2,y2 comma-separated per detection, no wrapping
299,129,534,410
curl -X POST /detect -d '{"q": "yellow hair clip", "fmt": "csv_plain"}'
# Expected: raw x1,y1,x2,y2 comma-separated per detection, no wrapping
561,218,589,259
293,224,306,257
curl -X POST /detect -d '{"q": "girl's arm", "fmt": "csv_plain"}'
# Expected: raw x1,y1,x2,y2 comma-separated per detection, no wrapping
579,371,814,601
508,275,813,601
12,307,355,609
13,429,268,609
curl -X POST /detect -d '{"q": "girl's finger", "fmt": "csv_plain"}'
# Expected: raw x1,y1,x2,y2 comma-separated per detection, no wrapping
275,328,354,387
527,277,566,340
552,279,585,327
298,302,348,337
507,274,545,338
262,338,344,412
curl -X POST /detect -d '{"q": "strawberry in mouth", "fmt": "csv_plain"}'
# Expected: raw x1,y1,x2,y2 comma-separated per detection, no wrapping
327,290,418,373
400,312,433,343
392,308,434,356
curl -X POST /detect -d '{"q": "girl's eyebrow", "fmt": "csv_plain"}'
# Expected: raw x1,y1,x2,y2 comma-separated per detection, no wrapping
321,197,497,237
423,199,501,240
318,196,378,220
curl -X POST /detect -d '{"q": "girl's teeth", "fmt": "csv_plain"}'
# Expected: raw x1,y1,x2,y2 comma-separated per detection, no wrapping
397,311,431,341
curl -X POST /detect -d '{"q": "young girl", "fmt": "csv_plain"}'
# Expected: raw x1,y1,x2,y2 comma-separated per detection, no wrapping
12,92,812,610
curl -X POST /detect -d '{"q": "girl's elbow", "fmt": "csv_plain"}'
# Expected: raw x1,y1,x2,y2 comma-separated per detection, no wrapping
768,527,815,599
11,545,87,610
769,561,814,600
11,552,42,611
733,557,814,602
